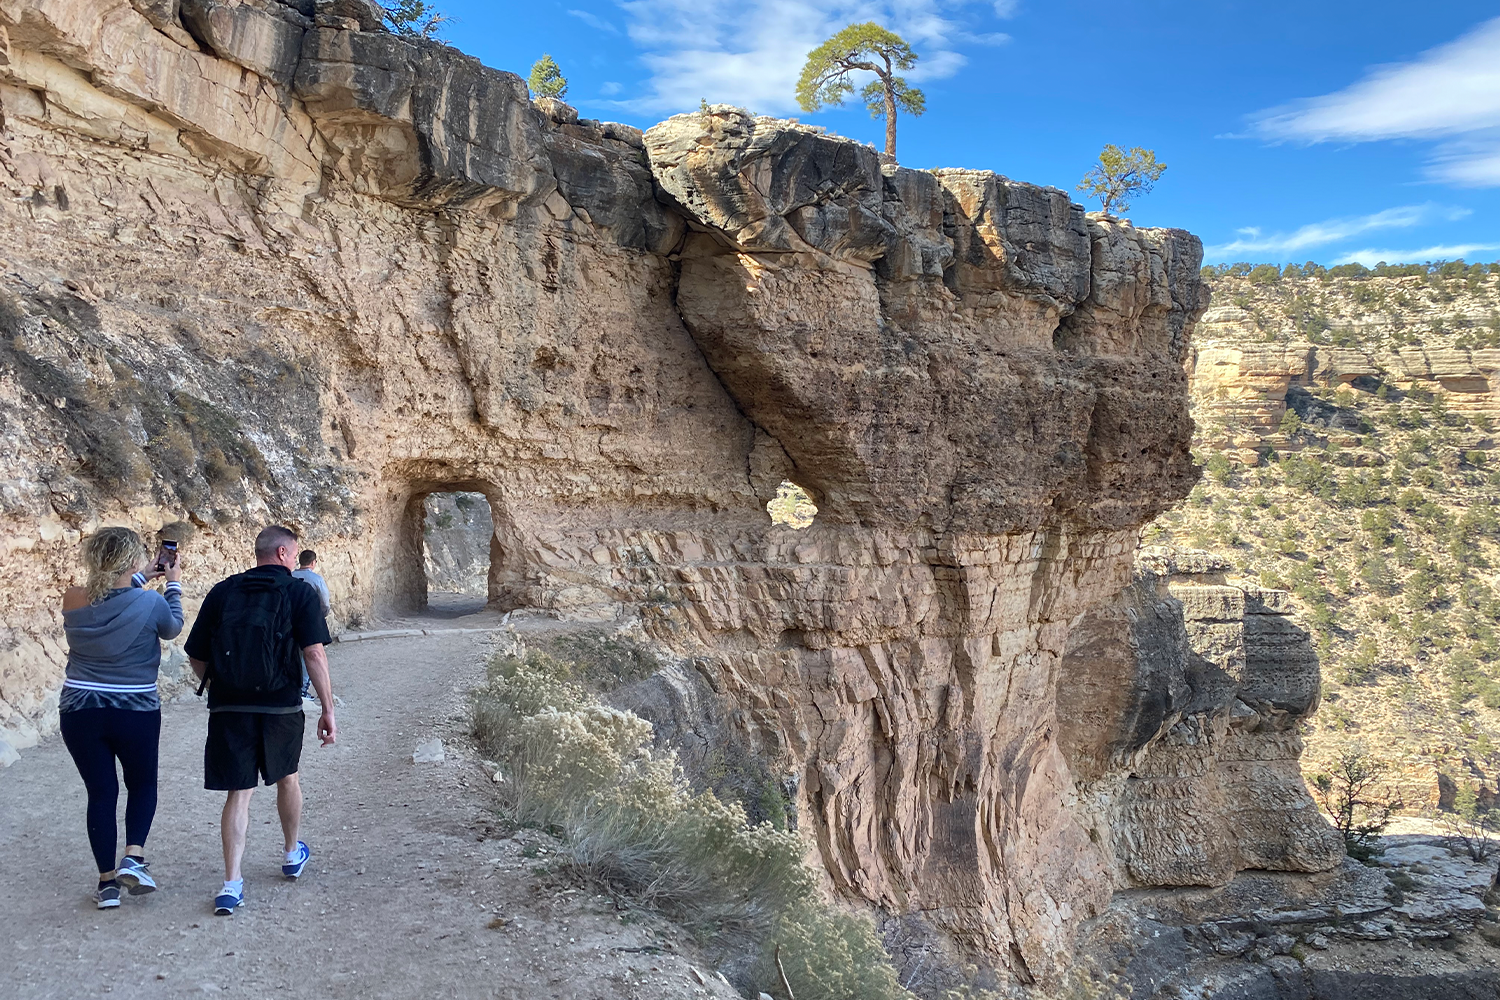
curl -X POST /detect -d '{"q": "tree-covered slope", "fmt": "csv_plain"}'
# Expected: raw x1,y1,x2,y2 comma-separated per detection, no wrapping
1155,261,1500,806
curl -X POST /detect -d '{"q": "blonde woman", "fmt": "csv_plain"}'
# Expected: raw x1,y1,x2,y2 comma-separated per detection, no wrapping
61,527,183,909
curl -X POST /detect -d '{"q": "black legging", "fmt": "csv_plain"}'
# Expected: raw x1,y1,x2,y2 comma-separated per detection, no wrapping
59,708,161,874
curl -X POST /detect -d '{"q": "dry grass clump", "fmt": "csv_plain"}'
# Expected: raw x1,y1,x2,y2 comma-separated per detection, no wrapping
473,650,911,1000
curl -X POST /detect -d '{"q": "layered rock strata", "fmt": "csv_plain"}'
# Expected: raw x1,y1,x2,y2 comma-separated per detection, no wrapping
1060,549,1341,892
1193,280,1500,463
0,1,1337,983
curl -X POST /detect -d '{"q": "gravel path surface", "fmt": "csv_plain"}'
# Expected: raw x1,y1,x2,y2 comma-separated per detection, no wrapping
0,629,738,1000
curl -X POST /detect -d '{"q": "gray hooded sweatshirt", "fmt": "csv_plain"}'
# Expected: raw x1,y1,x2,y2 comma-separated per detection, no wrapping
62,585,184,705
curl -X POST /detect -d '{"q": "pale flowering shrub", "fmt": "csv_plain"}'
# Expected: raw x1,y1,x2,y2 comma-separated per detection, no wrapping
509,705,656,814
472,646,910,1000
751,900,911,1000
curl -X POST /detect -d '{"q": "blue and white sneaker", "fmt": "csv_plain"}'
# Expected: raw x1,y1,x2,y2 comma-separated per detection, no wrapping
282,841,310,880
96,882,121,910
213,882,244,916
116,857,157,895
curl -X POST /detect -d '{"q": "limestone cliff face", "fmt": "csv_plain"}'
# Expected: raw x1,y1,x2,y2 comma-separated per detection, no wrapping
0,1,1335,983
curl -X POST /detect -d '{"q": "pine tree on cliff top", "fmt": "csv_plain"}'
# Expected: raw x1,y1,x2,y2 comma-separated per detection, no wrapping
1077,144,1167,216
529,55,568,100
796,23,926,164
381,0,448,39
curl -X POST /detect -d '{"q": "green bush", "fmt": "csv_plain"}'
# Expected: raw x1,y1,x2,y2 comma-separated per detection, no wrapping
528,632,663,692
1204,452,1234,485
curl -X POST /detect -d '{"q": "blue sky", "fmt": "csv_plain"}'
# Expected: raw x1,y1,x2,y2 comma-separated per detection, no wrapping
426,1,1500,266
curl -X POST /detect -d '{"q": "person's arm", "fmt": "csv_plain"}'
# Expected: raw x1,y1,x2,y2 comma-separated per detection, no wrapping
317,580,331,616
303,644,336,746
156,559,184,639
183,581,221,688
289,581,335,742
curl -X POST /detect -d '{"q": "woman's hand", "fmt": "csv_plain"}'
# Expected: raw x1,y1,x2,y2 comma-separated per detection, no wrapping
164,558,181,584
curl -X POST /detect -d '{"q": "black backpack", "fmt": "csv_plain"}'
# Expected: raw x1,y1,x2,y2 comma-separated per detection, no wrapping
197,572,298,695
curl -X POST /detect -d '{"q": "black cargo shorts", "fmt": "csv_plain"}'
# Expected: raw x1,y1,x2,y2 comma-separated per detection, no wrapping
204,710,305,790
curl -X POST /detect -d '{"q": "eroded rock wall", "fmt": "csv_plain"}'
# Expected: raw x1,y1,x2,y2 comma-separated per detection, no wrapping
0,1,1336,984
1192,273,1500,464
1059,549,1342,894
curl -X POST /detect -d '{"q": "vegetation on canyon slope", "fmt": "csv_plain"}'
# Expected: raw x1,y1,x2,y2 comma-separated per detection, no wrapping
1151,261,1500,808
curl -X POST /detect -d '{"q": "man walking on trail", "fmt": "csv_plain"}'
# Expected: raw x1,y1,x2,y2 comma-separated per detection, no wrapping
292,549,331,699
185,525,336,916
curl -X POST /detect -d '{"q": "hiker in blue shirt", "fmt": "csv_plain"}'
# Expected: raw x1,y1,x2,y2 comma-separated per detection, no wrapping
60,527,184,909
292,549,331,699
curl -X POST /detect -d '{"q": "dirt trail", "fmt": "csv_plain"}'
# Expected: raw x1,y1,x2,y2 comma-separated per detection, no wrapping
0,626,739,1000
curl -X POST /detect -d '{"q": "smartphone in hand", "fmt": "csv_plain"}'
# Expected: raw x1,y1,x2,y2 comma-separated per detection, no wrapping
155,539,179,572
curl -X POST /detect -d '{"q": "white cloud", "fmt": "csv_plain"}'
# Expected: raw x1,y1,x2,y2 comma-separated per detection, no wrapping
1427,131,1500,187
1248,17,1500,187
1204,204,1470,259
600,81,623,95
609,0,997,115
992,0,1019,17
1335,243,1500,266
568,8,621,34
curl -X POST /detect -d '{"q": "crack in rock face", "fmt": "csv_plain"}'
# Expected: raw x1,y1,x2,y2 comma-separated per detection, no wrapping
0,2,1352,988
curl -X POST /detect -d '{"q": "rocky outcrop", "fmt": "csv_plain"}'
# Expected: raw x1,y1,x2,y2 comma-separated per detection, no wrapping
1060,549,1342,891
0,1,1334,986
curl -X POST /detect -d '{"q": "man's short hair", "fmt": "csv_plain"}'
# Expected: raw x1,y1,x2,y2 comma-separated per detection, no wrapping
254,524,299,560
299,549,317,567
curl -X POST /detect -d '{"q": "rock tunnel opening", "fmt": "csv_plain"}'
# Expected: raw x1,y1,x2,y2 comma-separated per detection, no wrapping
421,491,494,617
381,478,523,617
767,480,818,529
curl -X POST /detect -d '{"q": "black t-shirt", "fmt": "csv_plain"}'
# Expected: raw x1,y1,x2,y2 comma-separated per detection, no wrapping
185,565,332,712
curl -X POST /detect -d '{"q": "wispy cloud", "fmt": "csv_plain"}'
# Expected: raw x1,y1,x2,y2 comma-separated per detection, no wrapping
1427,131,1500,187
992,0,1019,17
1204,204,1470,259
1247,17,1500,187
609,1,1001,115
599,81,623,96
1335,243,1500,266
568,8,620,34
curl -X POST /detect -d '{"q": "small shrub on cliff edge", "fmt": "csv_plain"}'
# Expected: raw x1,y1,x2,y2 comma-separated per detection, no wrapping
381,0,448,38
1438,782,1499,862
749,901,909,1000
